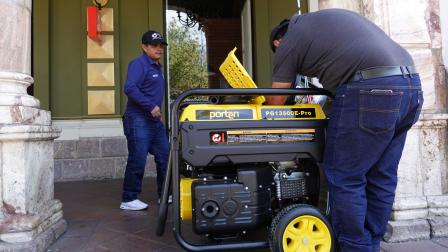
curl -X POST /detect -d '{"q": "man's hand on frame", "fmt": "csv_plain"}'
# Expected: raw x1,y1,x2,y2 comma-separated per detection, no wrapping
151,105,161,118
266,82,293,105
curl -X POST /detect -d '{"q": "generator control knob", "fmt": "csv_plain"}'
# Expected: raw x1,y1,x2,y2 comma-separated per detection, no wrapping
201,200,219,218
222,199,238,216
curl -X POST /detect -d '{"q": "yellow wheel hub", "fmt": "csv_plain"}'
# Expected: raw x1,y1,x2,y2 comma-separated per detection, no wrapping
282,215,331,252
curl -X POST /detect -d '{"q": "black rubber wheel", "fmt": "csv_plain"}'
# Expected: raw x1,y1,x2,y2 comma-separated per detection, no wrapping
269,204,334,252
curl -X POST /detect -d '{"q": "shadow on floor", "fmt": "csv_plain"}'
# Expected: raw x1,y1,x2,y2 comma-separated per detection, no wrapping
48,178,448,252
48,178,268,252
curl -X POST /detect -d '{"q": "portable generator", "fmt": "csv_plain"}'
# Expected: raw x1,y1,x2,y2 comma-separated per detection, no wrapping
157,48,335,252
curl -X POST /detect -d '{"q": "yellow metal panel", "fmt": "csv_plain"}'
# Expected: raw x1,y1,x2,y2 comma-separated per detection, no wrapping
87,63,115,86
87,90,115,115
86,7,114,32
100,8,114,31
259,104,326,120
87,35,114,59
219,48,265,105
180,104,326,122
180,178,196,221
180,104,258,122
227,129,316,134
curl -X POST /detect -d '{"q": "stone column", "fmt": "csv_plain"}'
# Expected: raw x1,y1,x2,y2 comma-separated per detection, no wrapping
318,0,448,242
0,0,66,251
387,114,448,241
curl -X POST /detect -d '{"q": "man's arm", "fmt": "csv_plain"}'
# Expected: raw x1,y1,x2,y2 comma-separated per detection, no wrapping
266,82,293,105
124,60,156,112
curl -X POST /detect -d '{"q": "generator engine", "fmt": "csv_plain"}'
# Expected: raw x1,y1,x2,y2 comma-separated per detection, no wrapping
191,167,272,234
273,171,307,200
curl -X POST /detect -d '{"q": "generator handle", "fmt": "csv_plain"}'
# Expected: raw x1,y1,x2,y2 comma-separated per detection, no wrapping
164,88,333,251
174,87,333,101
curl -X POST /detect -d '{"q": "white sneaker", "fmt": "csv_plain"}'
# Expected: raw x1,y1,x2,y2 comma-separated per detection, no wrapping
158,195,173,205
120,199,148,210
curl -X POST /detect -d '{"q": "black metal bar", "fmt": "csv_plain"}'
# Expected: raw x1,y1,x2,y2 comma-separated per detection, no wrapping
162,88,332,251
175,232,269,252
172,87,334,99
156,149,172,236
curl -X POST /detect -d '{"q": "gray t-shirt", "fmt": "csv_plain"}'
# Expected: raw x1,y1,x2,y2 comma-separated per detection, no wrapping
273,9,414,94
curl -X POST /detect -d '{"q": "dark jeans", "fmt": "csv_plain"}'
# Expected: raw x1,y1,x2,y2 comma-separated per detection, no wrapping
323,74,423,252
122,115,170,202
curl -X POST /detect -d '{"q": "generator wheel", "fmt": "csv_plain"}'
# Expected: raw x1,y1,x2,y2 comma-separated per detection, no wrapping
269,204,334,252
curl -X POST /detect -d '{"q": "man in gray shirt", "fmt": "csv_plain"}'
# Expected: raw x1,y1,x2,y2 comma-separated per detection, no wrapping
268,9,423,252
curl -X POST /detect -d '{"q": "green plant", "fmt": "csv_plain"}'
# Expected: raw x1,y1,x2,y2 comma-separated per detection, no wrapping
167,18,208,99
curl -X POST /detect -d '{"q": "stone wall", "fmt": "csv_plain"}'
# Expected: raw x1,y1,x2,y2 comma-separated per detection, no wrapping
318,0,448,242
54,137,156,182
50,119,158,182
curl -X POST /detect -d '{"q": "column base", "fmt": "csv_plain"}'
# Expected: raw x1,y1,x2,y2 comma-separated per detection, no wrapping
0,219,66,252
384,219,431,242
429,217,448,238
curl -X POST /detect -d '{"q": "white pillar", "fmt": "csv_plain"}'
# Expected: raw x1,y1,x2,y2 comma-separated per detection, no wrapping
318,0,448,242
0,0,66,250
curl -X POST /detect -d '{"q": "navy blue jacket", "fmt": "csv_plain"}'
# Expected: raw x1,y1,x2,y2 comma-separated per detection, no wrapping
123,54,165,119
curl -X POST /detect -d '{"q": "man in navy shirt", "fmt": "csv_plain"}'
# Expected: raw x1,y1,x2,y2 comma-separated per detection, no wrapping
268,9,423,252
120,30,170,211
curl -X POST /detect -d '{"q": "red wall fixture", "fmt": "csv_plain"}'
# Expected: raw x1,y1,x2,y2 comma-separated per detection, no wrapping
87,6,102,43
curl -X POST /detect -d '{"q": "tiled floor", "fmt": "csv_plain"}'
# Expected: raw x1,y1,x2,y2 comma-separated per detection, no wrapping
48,178,448,252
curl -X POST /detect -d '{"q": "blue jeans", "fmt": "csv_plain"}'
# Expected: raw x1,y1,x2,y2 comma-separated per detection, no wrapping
122,115,170,202
323,74,423,252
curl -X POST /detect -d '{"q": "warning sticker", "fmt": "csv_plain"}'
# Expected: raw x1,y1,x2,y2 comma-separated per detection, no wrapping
210,132,226,144
210,129,316,144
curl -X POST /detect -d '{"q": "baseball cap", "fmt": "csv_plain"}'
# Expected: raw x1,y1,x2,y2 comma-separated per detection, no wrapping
270,19,290,52
142,30,168,46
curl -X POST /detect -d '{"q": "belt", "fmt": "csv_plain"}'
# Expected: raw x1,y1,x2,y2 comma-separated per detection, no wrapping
350,66,418,82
